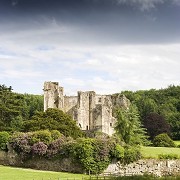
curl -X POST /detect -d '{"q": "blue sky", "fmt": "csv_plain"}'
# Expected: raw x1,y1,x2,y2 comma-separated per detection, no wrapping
0,0,180,95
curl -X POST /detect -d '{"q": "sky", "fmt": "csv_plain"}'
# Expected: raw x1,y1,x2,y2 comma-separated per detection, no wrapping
0,0,180,95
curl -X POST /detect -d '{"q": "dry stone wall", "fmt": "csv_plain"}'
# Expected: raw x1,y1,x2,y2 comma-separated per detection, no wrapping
0,151,179,176
104,159,180,177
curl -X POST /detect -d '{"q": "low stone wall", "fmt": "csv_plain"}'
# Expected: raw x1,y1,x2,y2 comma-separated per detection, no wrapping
0,151,83,173
0,151,180,176
104,159,180,177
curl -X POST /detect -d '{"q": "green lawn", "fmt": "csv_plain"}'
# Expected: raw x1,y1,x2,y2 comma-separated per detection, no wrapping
0,165,89,180
174,141,180,146
141,146,180,159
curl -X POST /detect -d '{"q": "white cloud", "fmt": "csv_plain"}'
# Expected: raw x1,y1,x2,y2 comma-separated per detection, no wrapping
0,31,179,95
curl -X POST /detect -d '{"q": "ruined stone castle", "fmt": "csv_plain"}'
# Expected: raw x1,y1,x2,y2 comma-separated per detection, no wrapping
44,81,130,135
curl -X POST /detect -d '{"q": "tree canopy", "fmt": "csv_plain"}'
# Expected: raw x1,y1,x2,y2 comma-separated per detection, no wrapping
23,108,84,139
122,85,180,140
115,105,149,145
0,84,43,132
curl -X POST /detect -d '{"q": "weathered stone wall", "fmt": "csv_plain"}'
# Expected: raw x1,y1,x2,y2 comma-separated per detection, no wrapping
104,159,180,177
44,82,64,111
1,151,179,176
77,91,92,130
0,151,82,173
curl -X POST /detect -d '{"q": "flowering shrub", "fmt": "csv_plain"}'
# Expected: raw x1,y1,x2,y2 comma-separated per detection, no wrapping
10,131,141,174
32,142,48,156
10,132,31,154
47,135,66,157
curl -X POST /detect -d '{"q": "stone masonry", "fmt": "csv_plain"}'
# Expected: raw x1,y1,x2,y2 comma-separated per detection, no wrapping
43,81,130,135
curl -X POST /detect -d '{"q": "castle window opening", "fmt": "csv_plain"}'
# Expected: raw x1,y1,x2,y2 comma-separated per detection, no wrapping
86,126,89,130
110,123,112,127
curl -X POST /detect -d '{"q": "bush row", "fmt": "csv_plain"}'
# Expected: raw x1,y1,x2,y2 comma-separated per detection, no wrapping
9,131,141,174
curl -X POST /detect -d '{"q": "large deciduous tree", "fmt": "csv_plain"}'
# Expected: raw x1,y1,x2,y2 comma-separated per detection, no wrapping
143,112,170,140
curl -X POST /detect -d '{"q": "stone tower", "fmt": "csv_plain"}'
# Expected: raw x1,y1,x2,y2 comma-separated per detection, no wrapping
43,82,64,111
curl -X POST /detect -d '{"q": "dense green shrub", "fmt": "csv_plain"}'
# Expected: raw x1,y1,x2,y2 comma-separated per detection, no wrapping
110,144,124,160
158,154,179,160
51,130,62,140
153,133,176,147
123,145,141,164
0,131,10,150
72,138,111,174
31,130,52,145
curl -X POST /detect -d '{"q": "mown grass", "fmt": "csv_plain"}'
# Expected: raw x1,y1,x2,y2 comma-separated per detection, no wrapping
141,146,180,159
174,140,180,146
0,165,89,180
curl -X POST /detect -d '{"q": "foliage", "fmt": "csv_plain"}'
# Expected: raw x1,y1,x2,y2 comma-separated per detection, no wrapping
0,84,43,132
123,145,141,164
9,131,140,174
50,130,62,140
0,131,10,150
0,85,24,131
10,130,62,158
110,144,124,160
167,112,180,140
31,142,48,156
23,94,43,119
73,138,111,174
23,108,84,139
122,85,180,140
30,130,52,145
158,153,179,160
144,113,170,140
153,133,176,147
115,105,149,145
10,132,32,159
47,135,66,157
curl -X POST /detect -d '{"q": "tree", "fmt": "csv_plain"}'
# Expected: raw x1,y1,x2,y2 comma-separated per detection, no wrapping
23,108,84,139
0,84,24,131
23,94,43,119
143,113,170,140
167,112,180,140
115,105,149,145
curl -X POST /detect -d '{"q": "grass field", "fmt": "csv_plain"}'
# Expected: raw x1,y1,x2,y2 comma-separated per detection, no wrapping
141,146,180,159
0,165,89,180
174,141,180,146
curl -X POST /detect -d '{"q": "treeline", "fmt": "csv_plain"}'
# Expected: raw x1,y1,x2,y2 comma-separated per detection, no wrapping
121,85,180,140
0,84,43,132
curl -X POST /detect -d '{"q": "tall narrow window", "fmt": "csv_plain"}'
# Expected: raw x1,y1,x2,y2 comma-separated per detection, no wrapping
86,126,89,130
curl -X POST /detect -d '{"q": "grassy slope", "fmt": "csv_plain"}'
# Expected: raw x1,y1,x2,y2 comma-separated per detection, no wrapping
0,165,89,180
141,146,180,159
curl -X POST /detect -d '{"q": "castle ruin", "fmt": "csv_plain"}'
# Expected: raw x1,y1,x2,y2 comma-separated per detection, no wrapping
44,81,130,136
